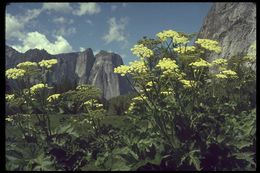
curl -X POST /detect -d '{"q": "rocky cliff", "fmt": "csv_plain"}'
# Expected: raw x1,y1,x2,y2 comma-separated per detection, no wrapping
197,2,256,60
5,46,132,100
88,50,132,99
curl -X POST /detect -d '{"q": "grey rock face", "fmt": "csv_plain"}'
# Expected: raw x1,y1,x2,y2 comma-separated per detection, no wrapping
49,52,79,92
6,46,23,68
89,51,132,100
75,48,95,84
5,46,132,99
197,3,256,60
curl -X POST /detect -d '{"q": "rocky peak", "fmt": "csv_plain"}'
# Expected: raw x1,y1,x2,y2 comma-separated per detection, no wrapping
197,3,256,60
75,48,95,84
6,45,133,100
24,48,51,62
89,51,131,100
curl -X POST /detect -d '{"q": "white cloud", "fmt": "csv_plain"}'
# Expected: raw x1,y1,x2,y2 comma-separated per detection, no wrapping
122,3,127,7
6,13,24,39
53,17,74,24
42,3,73,13
111,5,117,12
22,8,42,23
6,9,42,40
86,19,93,25
80,47,85,52
102,17,128,44
53,27,76,37
11,31,73,54
93,49,100,56
74,3,101,16
120,54,127,59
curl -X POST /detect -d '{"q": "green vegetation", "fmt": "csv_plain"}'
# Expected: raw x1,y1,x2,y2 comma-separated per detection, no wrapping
5,29,256,171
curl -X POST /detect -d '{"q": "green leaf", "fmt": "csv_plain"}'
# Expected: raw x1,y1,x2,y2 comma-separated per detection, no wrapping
106,156,131,171
235,140,253,150
189,153,201,171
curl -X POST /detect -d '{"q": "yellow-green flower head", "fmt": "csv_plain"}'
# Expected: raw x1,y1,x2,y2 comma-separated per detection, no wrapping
6,68,26,79
128,102,136,112
195,39,221,53
30,83,48,94
129,60,148,74
5,117,13,122
189,58,212,68
38,59,58,69
174,46,196,54
215,74,228,79
215,70,237,79
17,61,38,70
244,42,256,62
83,99,99,106
146,81,154,87
156,30,189,44
83,100,92,106
95,103,103,108
47,94,61,102
156,58,179,76
5,94,15,102
174,35,189,44
212,58,228,65
156,30,179,42
76,85,89,91
180,79,196,88
160,88,174,96
132,95,147,102
131,44,154,59
221,70,238,78
114,65,130,76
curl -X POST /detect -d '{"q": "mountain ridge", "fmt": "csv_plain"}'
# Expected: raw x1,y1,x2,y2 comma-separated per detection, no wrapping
5,45,133,100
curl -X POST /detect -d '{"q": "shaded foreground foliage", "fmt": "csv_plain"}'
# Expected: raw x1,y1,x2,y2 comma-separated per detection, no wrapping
5,29,256,171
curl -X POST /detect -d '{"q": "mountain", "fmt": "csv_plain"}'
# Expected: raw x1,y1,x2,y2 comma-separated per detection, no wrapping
5,46,133,100
89,50,132,100
197,2,256,60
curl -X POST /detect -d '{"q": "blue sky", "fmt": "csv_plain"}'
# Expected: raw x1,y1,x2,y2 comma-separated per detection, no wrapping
6,2,212,64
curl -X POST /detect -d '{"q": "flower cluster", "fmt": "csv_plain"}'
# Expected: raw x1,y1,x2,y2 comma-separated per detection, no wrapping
174,46,196,54
131,44,154,59
156,30,179,42
76,85,90,91
6,68,26,79
215,74,228,79
195,39,221,53
156,58,181,77
189,58,212,68
47,94,61,102
6,94,15,102
244,42,256,62
114,65,130,76
132,95,148,102
129,61,148,74
212,58,228,66
215,70,238,79
114,60,148,76
160,88,174,96
38,59,58,69
30,83,48,94
146,81,154,87
5,116,14,122
174,36,189,44
156,30,189,44
16,61,38,69
221,70,237,77
128,102,135,112
180,79,196,88
84,99,103,108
